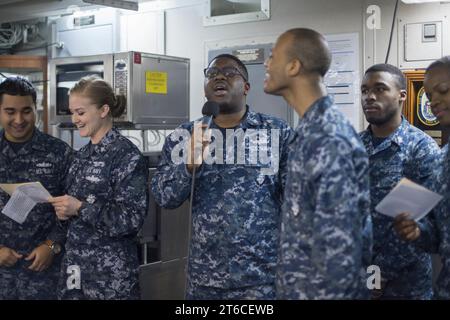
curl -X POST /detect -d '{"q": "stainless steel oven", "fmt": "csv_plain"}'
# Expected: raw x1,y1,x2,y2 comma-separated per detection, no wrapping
49,51,189,129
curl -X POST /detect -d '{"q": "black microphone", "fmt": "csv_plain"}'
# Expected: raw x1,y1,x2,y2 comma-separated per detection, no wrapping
201,101,220,130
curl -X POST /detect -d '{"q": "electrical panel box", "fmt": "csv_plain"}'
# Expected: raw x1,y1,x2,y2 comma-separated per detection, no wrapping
53,8,120,58
405,21,442,61
398,17,449,69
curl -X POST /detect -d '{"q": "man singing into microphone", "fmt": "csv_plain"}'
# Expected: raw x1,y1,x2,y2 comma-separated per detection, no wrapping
151,54,295,299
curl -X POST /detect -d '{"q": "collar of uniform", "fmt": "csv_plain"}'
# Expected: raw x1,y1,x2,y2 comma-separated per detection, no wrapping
79,127,119,158
390,116,409,146
0,127,45,157
30,129,49,153
362,116,409,155
0,129,9,157
300,95,333,126
241,106,261,128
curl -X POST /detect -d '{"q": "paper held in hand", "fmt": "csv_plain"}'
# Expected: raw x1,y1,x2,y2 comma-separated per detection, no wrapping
0,182,51,224
375,178,443,221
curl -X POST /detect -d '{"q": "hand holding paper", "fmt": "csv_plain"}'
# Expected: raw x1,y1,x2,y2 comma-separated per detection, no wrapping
48,195,82,220
375,178,443,221
394,212,422,242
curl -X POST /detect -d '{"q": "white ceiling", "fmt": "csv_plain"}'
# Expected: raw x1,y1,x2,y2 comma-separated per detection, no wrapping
0,0,63,6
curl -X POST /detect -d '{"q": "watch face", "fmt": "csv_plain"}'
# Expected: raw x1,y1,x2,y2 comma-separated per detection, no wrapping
53,243,62,254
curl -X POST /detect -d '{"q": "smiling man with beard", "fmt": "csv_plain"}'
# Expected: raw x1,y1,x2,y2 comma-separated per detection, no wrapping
359,64,441,299
152,54,295,299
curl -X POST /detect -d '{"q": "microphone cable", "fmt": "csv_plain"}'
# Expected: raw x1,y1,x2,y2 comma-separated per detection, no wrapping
184,101,220,298
185,167,196,298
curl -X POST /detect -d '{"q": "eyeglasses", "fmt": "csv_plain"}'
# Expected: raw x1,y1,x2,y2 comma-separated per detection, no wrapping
203,67,247,81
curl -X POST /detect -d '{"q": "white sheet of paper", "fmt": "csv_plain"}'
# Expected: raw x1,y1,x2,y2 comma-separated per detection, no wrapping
0,182,51,224
375,178,443,221
1,188,37,224
17,183,51,202
0,182,50,202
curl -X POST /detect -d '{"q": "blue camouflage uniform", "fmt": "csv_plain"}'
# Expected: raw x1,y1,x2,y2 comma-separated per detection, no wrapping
58,127,148,300
360,118,440,299
151,106,295,300
0,128,72,299
277,96,372,300
414,143,450,299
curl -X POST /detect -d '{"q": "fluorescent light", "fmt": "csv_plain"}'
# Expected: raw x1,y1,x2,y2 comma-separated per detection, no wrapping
401,0,450,3
82,0,139,11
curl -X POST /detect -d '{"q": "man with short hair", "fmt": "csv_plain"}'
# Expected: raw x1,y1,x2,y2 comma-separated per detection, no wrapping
152,54,295,299
359,64,440,299
0,77,72,299
264,28,372,299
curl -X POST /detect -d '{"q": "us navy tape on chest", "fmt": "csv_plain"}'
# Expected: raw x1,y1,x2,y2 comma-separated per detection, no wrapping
85,161,106,182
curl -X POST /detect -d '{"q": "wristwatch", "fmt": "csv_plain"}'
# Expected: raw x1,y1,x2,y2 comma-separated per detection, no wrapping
43,240,62,255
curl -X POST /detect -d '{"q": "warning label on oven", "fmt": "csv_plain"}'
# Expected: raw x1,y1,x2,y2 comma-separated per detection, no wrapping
146,71,168,94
